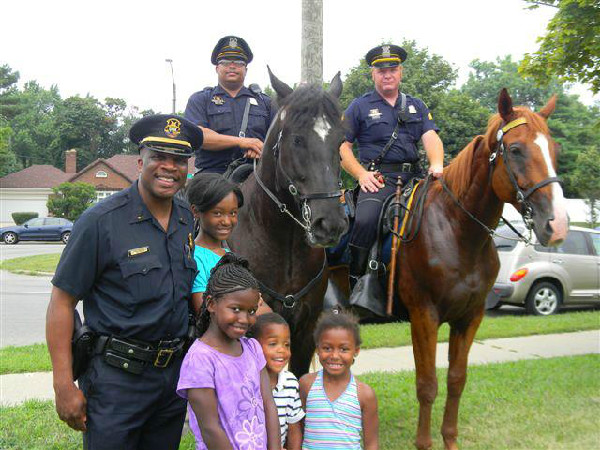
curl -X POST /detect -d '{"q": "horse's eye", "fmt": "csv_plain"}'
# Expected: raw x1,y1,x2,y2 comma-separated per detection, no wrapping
509,144,523,157
292,135,303,146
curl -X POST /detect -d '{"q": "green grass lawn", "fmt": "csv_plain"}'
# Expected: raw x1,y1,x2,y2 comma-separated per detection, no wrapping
1,311,598,375
0,253,61,275
1,355,598,449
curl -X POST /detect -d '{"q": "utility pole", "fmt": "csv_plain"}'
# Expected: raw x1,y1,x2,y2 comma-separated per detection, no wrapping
301,0,323,85
165,59,176,113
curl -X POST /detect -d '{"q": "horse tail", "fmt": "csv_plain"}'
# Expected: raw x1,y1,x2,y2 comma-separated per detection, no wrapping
195,301,211,337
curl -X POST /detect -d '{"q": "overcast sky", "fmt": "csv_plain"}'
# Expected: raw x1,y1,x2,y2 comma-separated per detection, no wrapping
2,0,597,114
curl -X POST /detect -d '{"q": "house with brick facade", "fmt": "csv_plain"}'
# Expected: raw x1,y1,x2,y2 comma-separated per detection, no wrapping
0,150,195,224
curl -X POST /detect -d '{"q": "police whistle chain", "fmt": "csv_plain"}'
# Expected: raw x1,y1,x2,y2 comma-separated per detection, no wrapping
386,176,403,316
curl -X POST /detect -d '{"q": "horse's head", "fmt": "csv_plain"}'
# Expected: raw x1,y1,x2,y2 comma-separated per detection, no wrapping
488,88,568,246
260,68,348,247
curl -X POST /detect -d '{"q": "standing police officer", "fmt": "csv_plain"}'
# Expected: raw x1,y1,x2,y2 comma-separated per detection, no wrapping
46,114,202,450
184,35,276,174
340,44,444,281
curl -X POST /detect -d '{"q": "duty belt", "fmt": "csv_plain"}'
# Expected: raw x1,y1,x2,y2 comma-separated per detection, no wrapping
95,335,186,374
363,162,419,173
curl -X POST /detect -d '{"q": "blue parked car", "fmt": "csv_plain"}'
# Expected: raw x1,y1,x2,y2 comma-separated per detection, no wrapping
1,217,73,244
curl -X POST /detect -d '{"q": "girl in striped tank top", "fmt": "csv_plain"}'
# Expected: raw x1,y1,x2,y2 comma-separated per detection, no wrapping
299,311,379,450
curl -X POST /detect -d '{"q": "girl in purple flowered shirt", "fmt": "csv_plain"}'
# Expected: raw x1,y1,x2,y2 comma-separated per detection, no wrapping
177,254,280,450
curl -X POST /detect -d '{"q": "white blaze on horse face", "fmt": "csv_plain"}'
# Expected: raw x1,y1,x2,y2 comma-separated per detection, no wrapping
313,115,331,141
535,132,568,243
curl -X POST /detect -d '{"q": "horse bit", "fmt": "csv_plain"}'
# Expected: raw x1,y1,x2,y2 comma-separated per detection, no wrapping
442,117,562,244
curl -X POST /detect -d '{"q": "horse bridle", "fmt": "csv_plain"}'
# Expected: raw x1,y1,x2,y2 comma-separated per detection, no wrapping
252,126,342,311
253,128,343,238
440,116,563,244
488,117,562,230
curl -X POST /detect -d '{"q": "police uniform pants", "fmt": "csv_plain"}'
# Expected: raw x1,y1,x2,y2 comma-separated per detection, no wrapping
79,354,187,450
349,172,414,250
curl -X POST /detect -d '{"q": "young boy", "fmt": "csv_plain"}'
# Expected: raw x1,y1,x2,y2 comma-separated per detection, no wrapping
252,313,304,450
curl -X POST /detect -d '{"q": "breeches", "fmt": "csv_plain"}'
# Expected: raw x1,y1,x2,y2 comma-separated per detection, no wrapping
349,172,415,249
79,355,187,450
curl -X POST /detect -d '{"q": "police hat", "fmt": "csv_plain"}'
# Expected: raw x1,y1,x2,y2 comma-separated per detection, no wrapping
211,36,253,65
129,114,203,158
365,44,407,68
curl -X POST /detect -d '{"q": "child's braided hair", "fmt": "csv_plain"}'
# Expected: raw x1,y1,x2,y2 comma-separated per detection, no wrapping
196,252,260,337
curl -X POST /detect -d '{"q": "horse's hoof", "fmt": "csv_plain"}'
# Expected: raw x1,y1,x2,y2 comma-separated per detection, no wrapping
415,439,433,450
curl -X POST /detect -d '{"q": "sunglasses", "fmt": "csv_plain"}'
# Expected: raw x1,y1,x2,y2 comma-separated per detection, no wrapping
218,59,247,67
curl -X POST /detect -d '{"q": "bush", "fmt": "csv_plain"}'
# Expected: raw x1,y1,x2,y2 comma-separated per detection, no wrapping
47,182,96,222
11,212,38,225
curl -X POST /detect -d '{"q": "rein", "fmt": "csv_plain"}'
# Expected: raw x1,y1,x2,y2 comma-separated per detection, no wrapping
252,123,341,312
440,117,562,244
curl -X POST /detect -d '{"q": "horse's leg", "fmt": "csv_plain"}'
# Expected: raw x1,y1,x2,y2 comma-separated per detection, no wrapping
288,319,317,377
441,309,484,450
410,307,440,450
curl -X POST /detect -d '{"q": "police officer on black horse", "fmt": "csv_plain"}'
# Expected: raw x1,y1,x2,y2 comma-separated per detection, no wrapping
184,35,276,175
46,115,202,450
340,44,444,285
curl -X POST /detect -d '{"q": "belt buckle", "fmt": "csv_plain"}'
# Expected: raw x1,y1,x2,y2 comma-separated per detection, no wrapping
401,163,412,173
154,348,174,368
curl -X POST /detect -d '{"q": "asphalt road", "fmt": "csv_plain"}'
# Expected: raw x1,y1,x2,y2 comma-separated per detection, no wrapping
0,243,71,348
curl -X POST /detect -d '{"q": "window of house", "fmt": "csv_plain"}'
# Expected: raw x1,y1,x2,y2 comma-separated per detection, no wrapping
96,191,118,202
96,170,108,178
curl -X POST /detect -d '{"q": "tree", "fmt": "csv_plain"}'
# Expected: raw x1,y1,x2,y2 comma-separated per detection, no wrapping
462,56,562,111
569,146,600,225
433,90,490,159
0,119,20,176
520,0,600,93
47,182,96,221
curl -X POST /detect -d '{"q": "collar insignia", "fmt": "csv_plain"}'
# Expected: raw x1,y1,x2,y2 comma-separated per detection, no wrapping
164,118,181,138
408,105,417,114
368,108,382,120
229,37,238,48
211,95,225,105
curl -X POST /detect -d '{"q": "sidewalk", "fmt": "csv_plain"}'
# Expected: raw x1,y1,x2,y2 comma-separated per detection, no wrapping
1,330,598,406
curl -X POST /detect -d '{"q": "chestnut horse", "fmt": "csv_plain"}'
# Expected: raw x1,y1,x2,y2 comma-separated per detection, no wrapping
397,89,568,450
229,69,348,374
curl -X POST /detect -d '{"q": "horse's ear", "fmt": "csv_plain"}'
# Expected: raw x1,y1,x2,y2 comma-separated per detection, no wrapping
539,94,557,119
328,71,343,99
498,88,514,122
267,65,293,99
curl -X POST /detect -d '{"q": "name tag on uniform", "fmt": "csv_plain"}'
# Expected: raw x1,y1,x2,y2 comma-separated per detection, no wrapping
128,246,149,257
249,98,258,106
408,105,417,114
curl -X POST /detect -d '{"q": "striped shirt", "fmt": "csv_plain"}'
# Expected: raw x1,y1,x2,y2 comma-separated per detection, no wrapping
302,370,362,449
273,370,305,446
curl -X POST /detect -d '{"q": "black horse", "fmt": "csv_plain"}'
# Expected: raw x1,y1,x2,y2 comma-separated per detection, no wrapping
229,68,348,375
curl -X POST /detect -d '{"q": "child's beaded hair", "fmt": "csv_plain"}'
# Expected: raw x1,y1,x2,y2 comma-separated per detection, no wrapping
313,310,362,347
186,172,244,212
196,252,260,337
250,312,289,339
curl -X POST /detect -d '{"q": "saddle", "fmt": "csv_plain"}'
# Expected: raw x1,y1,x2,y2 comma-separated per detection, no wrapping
222,158,254,184
345,177,424,318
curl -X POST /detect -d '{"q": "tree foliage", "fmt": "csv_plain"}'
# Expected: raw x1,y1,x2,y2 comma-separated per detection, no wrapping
0,64,151,177
520,0,600,93
47,182,96,222
570,145,600,225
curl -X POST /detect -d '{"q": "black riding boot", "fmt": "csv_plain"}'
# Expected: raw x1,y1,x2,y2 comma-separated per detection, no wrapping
349,245,370,289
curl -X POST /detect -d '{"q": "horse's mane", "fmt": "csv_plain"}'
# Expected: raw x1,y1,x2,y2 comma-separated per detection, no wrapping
278,84,342,130
443,106,550,199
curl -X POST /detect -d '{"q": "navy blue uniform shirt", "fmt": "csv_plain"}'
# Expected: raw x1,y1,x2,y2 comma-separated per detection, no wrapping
184,85,276,173
52,181,197,342
344,91,438,165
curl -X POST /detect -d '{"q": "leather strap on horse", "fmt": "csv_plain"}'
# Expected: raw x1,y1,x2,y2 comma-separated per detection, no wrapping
367,92,407,171
257,254,327,312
